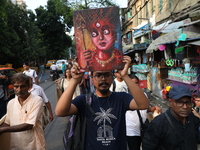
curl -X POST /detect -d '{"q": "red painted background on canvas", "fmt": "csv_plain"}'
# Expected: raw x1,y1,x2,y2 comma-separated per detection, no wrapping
73,7,124,71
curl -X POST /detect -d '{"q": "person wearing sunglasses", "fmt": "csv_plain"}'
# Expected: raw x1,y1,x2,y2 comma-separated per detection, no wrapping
55,55,149,150
143,85,200,150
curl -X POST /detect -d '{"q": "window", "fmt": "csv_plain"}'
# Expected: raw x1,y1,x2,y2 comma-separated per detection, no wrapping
159,0,163,14
127,8,132,18
168,0,172,10
136,14,138,26
151,0,154,15
145,2,148,18
135,37,141,44
127,32,132,44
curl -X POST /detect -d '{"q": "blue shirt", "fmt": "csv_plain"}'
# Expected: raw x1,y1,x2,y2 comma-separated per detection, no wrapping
72,92,132,150
62,64,66,72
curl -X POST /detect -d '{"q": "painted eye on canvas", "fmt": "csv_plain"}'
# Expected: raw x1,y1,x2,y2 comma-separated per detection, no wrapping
103,29,110,35
91,31,98,37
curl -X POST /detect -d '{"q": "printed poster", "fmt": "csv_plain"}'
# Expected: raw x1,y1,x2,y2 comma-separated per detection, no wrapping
73,7,124,71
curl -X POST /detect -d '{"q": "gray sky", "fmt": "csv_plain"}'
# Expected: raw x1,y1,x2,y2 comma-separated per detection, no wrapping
25,0,127,11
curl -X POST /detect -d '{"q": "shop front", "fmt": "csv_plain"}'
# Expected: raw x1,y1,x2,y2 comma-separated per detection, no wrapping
146,31,200,98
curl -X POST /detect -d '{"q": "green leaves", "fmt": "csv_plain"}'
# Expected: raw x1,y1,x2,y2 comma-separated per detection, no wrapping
0,0,116,68
35,0,72,59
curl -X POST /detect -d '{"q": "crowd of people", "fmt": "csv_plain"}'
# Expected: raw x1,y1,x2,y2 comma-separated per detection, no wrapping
54,54,200,150
0,56,200,149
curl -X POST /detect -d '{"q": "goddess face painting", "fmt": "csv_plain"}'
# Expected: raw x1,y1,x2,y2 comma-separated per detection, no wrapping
73,7,123,71
89,20,115,51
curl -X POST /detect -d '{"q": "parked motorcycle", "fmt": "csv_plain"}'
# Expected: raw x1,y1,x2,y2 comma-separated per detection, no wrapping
50,70,59,81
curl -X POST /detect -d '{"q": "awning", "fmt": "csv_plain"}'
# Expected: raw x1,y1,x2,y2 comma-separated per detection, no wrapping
179,19,200,28
124,49,135,55
146,31,200,53
123,44,133,53
188,40,200,46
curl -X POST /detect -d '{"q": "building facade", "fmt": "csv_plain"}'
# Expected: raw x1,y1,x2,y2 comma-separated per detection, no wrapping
122,0,200,98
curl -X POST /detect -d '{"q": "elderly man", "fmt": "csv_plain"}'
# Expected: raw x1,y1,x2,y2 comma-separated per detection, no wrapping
142,85,200,150
0,73,45,149
55,56,149,150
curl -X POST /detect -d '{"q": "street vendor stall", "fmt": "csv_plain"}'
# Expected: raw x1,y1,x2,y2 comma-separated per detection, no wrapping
145,23,200,98
166,44,200,94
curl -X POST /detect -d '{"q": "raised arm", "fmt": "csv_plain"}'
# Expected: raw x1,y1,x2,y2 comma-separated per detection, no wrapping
55,62,84,116
119,56,149,110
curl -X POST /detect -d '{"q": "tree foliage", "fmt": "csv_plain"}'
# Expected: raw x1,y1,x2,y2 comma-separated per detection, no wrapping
35,0,72,60
65,0,117,10
0,0,117,68
0,0,73,67
0,1,41,67
51,0,118,58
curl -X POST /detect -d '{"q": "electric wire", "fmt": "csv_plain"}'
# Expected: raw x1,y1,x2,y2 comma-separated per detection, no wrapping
153,0,182,32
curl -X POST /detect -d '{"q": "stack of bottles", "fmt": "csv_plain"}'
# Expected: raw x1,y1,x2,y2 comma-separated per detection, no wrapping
168,67,198,84
135,73,147,80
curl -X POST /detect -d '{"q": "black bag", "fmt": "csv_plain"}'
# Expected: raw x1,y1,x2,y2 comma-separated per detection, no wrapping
63,93,94,150
63,113,86,150
136,110,149,139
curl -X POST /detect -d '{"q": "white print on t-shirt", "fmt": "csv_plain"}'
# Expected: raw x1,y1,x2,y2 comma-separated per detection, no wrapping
94,107,117,146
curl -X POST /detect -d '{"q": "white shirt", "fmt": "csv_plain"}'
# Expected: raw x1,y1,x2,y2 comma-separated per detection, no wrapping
109,78,128,93
126,110,147,136
23,69,38,83
109,78,148,136
29,84,49,103
50,64,57,70
5,94,45,149
126,92,148,136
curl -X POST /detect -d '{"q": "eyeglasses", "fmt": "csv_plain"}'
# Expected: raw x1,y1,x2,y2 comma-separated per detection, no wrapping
93,72,112,81
171,99,192,108
194,100,200,102
13,85,28,89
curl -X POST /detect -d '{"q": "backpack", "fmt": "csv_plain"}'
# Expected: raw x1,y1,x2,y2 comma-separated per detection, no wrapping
136,110,149,139
63,93,94,150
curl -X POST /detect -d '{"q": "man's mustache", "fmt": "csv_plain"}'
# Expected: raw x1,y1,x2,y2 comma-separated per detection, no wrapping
15,91,25,95
99,82,109,86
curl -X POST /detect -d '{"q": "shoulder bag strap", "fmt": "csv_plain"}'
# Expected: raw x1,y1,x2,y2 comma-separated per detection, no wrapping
137,110,144,125
80,100,87,149
112,80,116,92
164,112,180,147
81,93,95,149
164,112,177,135
86,93,95,116
61,78,64,93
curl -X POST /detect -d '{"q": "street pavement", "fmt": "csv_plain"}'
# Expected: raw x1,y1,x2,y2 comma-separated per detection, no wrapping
40,71,68,150
149,94,169,113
